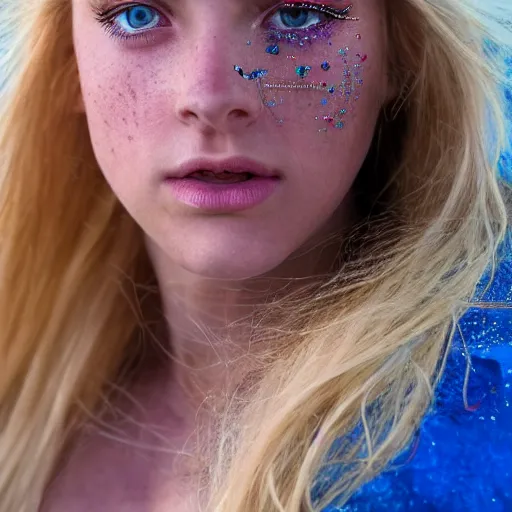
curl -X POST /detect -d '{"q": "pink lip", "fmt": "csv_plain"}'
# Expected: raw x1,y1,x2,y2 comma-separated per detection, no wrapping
164,156,282,212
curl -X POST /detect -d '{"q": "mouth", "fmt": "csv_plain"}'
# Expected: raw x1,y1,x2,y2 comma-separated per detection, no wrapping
186,170,256,184
168,156,282,183
164,157,282,212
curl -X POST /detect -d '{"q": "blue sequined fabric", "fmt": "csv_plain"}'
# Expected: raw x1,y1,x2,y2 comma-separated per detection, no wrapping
500,53,512,183
321,243,512,512
318,58,512,512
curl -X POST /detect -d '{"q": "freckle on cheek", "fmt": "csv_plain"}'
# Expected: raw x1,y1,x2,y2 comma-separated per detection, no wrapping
128,85,137,102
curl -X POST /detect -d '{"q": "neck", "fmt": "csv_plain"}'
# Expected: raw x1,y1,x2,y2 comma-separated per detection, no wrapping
141,196,358,412
148,241,335,408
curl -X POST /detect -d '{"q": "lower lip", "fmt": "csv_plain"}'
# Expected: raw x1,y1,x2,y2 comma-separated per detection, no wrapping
165,176,280,212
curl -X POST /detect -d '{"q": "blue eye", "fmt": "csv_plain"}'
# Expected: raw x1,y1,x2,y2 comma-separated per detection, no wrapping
264,3,353,35
94,3,168,41
115,5,161,33
276,8,320,29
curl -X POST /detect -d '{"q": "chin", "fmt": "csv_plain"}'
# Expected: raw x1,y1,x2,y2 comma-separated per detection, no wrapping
178,253,284,280
146,227,298,281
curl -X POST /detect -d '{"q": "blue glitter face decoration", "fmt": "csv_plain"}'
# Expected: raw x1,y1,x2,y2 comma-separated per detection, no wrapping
266,44,280,55
234,66,269,81
296,65,312,78
233,2,365,133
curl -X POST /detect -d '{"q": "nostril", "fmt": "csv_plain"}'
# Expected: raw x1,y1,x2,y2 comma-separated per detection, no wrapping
180,109,200,121
230,109,249,119
176,100,259,131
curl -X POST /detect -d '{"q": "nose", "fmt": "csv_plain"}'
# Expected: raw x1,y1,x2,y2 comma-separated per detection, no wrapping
174,30,264,136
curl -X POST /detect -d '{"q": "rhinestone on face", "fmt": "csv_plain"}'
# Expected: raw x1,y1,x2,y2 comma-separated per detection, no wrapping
265,44,280,55
295,65,312,78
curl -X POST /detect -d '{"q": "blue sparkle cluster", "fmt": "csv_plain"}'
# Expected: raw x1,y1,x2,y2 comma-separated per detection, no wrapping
315,239,512,511
499,52,512,183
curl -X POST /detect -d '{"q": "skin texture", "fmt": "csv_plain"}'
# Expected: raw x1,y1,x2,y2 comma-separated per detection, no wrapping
73,0,390,281
42,2,394,509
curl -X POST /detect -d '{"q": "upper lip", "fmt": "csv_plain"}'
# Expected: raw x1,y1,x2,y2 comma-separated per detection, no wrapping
168,157,282,179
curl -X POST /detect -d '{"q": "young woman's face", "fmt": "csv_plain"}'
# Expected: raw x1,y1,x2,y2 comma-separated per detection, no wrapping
73,0,390,279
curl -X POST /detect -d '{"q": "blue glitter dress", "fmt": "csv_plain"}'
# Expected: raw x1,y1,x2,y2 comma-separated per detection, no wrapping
319,240,512,512
319,61,512,512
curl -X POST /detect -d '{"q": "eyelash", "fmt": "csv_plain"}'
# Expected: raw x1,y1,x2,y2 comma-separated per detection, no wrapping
92,1,353,44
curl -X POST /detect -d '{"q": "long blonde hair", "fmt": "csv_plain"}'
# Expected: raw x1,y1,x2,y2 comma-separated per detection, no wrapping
0,0,511,511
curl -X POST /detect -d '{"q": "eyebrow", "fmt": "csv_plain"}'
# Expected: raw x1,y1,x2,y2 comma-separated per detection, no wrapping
88,0,169,11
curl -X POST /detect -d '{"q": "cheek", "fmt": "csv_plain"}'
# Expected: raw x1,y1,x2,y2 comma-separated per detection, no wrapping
81,68,138,150
240,20,385,135
291,123,373,208
282,84,381,220
263,50,364,129
247,33,384,200
271,53,382,193
77,52,158,188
